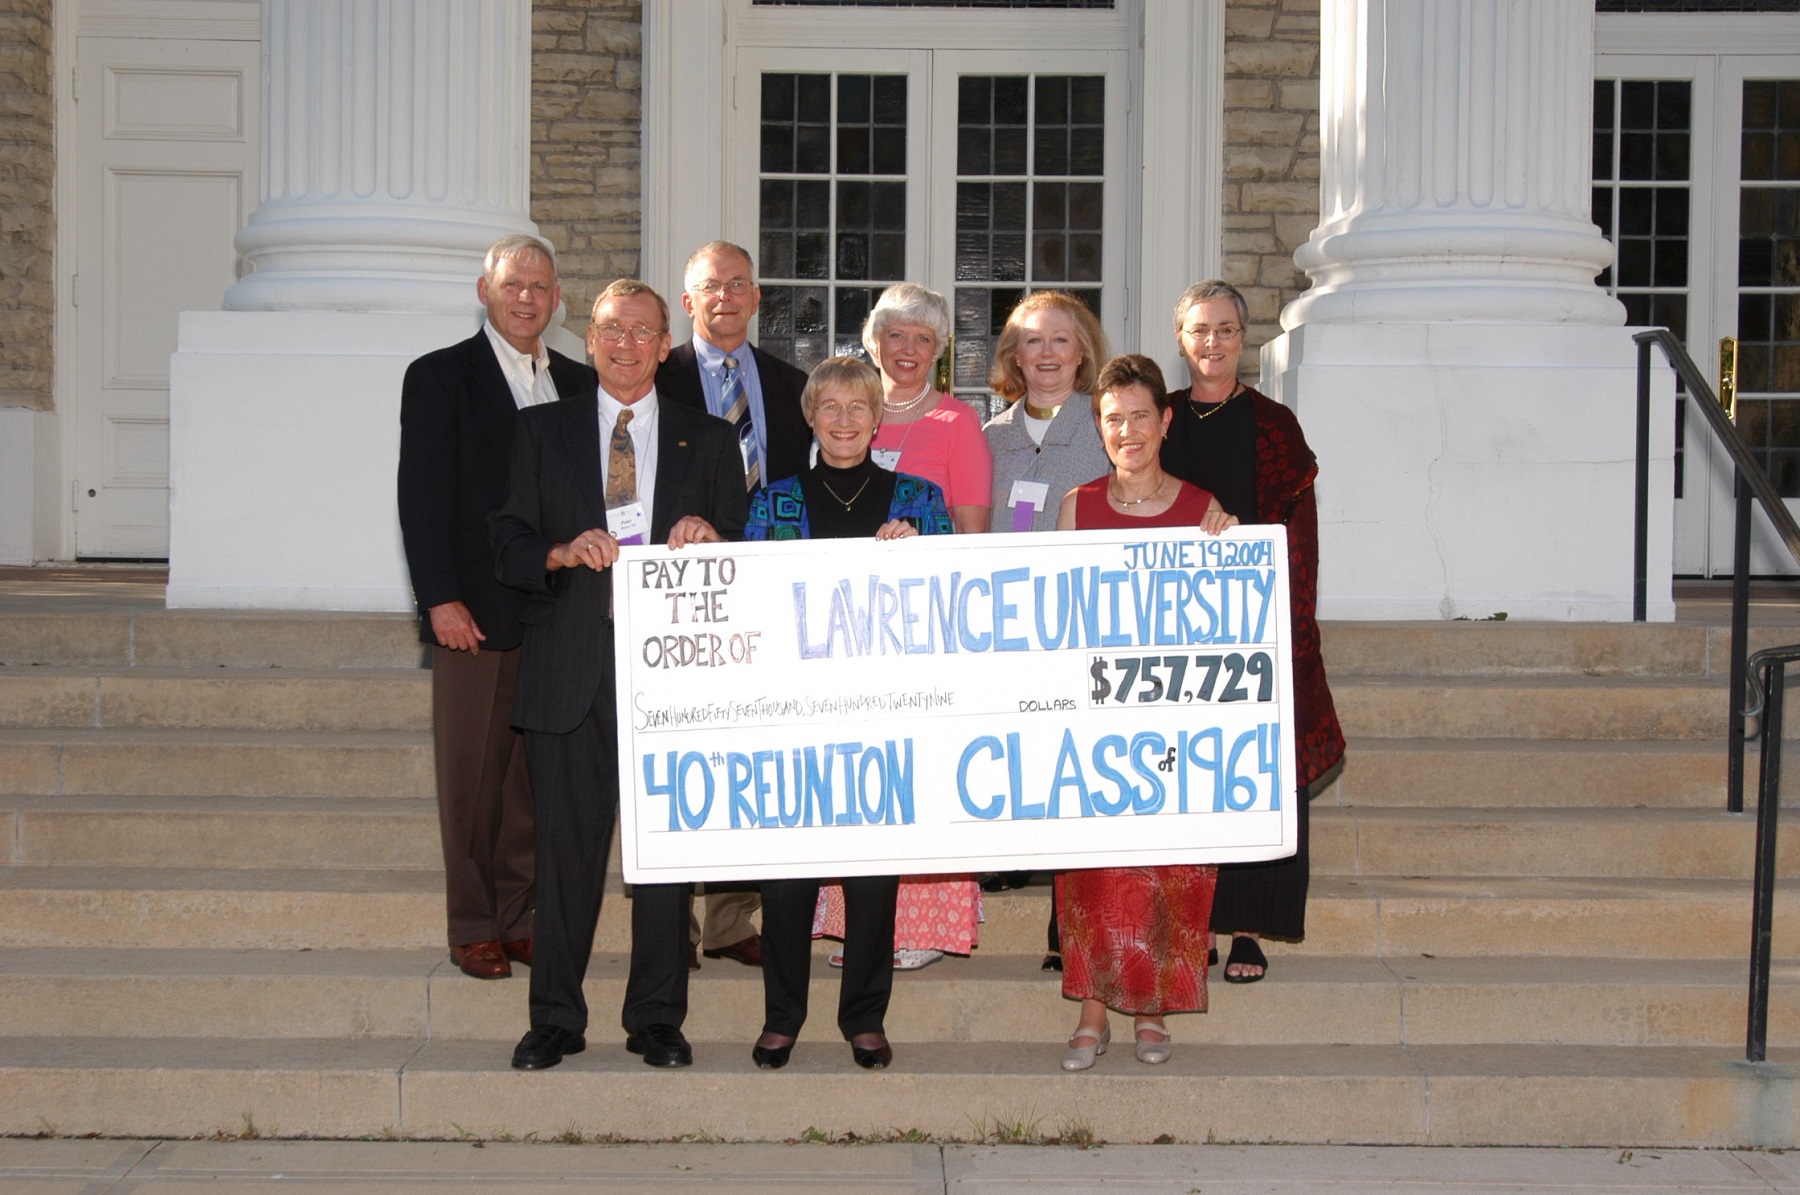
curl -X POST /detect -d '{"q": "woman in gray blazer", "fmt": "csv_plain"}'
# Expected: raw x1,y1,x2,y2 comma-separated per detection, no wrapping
979,290,1113,961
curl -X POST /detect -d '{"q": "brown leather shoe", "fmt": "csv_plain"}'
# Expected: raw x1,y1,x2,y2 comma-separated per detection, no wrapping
701,935,763,968
451,940,511,979
686,943,700,971
501,937,533,967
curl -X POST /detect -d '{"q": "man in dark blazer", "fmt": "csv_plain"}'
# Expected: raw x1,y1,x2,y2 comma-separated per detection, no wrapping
397,234,596,981
492,278,748,1071
655,240,811,967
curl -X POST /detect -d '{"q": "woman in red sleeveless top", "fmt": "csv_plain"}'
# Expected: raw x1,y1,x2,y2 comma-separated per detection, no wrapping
1051,354,1237,1070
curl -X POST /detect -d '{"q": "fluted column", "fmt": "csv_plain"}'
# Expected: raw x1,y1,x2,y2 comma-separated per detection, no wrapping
223,0,538,313
1285,0,1623,326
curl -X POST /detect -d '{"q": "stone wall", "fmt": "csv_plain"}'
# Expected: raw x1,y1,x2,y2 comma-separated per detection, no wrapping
1222,0,1321,364
532,0,643,336
0,0,53,409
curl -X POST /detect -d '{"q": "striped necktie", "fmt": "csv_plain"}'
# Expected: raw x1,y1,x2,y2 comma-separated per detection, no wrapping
722,355,759,491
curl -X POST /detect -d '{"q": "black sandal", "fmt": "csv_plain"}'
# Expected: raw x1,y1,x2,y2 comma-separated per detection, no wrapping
1222,935,1267,984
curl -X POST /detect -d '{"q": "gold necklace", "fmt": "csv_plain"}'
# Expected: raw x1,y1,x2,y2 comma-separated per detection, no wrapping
1188,383,1243,424
1024,400,1063,420
820,474,873,511
1110,473,1167,509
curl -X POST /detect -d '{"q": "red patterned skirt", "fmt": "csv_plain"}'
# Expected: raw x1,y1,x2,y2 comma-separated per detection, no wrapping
1056,865,1217,1015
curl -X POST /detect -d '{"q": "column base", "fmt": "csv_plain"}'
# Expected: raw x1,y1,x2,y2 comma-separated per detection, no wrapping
1262,322,1677,622
167,311,481,610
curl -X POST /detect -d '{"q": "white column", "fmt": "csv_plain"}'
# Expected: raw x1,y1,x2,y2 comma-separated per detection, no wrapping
223,0,537,314
1264,0,1675,621
1286,0,1622,326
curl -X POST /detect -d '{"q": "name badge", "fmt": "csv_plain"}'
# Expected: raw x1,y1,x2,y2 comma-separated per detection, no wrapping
607,501,649,546
871,448,902,471
1008,479,1050,532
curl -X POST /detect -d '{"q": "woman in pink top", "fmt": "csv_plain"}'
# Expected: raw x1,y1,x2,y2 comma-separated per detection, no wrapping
862,284,993,534
814,282,993,970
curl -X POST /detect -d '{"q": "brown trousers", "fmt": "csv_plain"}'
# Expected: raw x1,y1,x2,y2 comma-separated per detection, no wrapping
431,644,534,944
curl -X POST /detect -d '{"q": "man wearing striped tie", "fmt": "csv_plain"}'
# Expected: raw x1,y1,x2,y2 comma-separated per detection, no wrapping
656,240,810,972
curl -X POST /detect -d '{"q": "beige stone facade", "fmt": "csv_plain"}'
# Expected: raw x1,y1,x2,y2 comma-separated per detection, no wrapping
532,0,644,336
1222,0,1322,360
0,0,54,410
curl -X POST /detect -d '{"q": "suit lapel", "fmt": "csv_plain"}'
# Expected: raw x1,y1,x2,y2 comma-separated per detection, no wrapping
651,401,695,540
551,393,607,530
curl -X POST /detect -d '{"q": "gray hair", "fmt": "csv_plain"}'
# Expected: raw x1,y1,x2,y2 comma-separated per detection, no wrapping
484,234,557,281
1172,279,1248,335
861,283,951,363
683,240,756,288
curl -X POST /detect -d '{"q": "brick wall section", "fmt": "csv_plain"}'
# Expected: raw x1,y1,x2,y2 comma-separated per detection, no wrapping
532,0,642,337
0,0,53,409
1222,0,1321,367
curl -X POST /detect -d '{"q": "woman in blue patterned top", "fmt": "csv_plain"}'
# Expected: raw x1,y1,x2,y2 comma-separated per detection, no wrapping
743,355,951,1072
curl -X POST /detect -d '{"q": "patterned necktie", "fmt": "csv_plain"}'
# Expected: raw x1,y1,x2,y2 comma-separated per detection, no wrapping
606,408,636,509
722,355,759,491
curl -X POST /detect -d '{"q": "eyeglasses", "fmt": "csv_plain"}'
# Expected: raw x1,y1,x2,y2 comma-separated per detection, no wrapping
594,323,664,344
815,400,876,421
1182,324,1243,343
690,279,755,297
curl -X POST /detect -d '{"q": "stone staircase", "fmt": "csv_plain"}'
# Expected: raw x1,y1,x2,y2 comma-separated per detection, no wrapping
5,578,1800,1146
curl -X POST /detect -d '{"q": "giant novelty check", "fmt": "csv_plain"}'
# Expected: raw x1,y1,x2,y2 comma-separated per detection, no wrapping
613,525,1297,882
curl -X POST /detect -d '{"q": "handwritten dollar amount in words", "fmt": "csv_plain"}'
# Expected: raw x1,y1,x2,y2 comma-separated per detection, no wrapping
1088,652,1275,706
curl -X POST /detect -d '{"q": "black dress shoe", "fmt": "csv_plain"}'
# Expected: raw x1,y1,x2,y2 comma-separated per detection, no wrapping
511,1025,585,1070
751,1041,793,1069
850,1033,892,1070
625,1023,693,1068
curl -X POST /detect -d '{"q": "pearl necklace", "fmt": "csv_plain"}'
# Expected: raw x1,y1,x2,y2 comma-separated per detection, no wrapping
883,382,934,416
1110,473,1168,509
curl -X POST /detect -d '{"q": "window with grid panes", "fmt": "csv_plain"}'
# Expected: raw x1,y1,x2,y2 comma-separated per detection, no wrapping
953,74,1104,420
1593,78,1694,496
1735,79,1800,495
757,73,909,372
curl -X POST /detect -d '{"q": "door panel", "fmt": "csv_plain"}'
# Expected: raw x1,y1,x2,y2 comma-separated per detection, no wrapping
74,36,256,558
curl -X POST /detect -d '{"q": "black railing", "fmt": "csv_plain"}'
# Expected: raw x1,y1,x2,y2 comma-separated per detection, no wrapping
1745,646,1800,1062
1634,330,1800,1063
1634,330,1800,814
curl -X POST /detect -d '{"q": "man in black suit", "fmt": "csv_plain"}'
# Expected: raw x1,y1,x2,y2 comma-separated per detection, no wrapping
397,234,596,981
493,279,748,1070
656,240,811,968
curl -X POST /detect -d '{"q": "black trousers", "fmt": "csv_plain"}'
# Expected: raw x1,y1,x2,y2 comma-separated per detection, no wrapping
760,874,899,1039
522,689,617,1036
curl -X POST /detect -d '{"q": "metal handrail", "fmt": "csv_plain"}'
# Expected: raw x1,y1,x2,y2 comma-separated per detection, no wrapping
1743,646,1800,1062
1634,331,1800,1062
1634,330,1800,816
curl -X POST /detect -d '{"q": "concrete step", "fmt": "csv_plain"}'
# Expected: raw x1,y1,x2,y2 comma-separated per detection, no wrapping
2,796,441,870
1330,737,1734,807
0,869,1789,958
1321,619,1800,679
1334,674,1733,741
0,667,1743,741
1,949,1790,1051
0,728,433,798
1,1035,1795,1146
1311,806,1800,879
4,795,1788,880
0,668,429,731
0,609,423,669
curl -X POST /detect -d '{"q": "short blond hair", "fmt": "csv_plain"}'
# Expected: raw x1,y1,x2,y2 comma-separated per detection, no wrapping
800,356,883,422
861,283,951,363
